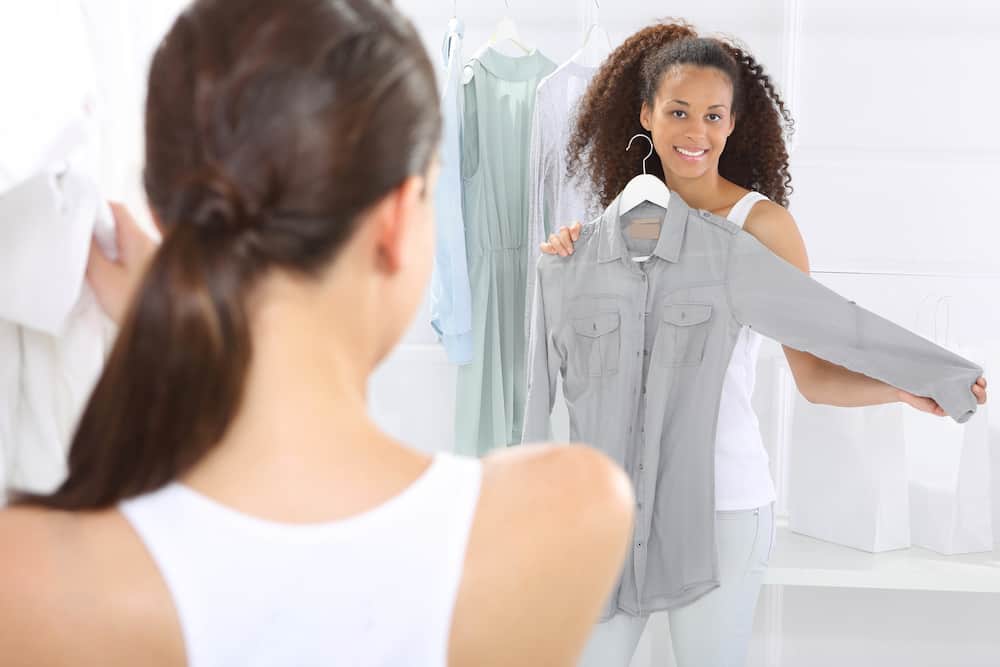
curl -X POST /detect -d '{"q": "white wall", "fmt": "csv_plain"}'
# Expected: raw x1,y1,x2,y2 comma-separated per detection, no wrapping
379,1,1000,665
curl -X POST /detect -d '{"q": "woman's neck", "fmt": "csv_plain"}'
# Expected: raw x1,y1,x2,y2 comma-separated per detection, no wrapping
661,167,741,213
181,289,406,501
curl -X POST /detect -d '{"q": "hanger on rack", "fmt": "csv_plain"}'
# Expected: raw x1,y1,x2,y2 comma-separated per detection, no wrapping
619,133,670,261
489,0,533,55
570,0,611,68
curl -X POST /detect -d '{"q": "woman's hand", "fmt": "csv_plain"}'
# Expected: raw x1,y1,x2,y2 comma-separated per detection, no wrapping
87,202,159,325
897,376,987,417
539,221,582,257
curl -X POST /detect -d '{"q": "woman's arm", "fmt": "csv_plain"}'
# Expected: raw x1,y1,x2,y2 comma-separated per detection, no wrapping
743,201,986,413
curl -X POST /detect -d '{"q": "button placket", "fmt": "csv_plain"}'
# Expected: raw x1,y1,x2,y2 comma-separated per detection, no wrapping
633,276,649,525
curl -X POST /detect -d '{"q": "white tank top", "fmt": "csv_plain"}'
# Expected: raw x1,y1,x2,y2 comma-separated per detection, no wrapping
715,191,778,511
119,452,483,667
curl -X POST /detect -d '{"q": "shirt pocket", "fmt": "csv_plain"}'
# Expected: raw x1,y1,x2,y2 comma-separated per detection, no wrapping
571,310,621,377
654,303,713,367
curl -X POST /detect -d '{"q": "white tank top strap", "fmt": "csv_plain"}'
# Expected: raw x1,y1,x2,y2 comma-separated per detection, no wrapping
726,191,769,228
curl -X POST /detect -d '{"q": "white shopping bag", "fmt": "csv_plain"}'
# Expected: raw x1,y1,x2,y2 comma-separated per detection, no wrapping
905,297,993,555
787,395,910,553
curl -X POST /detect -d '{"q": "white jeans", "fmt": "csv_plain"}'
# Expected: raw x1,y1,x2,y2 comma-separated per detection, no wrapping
578,503,775,667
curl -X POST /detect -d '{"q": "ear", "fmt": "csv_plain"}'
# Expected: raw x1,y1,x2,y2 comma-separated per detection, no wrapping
374,174,425,275
727,111,737,137
640,101,653,133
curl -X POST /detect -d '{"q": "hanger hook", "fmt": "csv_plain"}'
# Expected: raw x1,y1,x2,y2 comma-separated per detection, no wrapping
595,0,600,7
626,134,654,175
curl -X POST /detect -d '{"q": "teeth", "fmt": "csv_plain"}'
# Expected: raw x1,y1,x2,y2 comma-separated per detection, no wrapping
675,147,707,157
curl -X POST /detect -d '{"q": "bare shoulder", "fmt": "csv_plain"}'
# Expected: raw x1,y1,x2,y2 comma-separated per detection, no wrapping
0,506,68,602
483,441,632,499
448,444,635,666
0,507,78,665
478,443,635,542
742,199,810,272
0,506,184,666
474,443,634,552
743,198,796,239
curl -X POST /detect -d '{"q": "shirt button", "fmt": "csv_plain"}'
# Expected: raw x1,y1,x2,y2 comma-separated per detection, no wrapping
636,542,643,549
639,463,645,471
643,350,649,356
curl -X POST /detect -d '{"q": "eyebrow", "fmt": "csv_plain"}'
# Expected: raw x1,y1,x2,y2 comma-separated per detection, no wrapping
665,99,729,110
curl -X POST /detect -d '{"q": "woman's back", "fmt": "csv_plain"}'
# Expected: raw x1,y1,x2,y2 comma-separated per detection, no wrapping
119,452,481,667
0,443,633,666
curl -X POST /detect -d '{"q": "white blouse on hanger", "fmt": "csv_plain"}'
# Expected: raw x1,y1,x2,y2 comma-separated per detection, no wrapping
524,61,601,337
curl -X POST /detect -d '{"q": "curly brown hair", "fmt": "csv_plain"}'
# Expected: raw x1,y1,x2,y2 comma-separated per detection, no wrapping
568,20,795,209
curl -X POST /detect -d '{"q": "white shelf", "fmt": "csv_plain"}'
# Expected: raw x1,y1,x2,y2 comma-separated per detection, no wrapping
764,520,1000,593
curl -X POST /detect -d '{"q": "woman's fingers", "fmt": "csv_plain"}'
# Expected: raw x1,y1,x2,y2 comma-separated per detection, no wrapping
569,221,582,242
548,228,570,256
539,222,583,256
972,382,987,405
557,226,575,254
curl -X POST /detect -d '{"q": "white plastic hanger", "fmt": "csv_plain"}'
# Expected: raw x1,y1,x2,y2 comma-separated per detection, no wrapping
489,0,532,55
620,134,670,263
620,133,670,215
570,1,611,68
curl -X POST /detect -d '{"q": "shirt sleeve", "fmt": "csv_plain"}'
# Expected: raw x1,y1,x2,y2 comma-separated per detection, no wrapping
522,259,562,442
524,86,554,341
726,230,983,423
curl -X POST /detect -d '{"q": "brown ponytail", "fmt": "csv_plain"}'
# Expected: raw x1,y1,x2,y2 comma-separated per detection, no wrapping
16,0,441,510
568,20,795,209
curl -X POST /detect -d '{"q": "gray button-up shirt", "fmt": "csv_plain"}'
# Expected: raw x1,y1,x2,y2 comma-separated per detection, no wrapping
522,192,983,620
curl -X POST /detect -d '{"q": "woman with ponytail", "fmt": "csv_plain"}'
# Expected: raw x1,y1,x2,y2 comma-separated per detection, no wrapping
540,20,987,667
0,1,636,665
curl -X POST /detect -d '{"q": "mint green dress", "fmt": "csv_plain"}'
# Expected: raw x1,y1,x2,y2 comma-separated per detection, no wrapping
457,47,557,457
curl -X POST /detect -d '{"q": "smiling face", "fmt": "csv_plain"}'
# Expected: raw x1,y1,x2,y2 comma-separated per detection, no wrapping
640,64,736,182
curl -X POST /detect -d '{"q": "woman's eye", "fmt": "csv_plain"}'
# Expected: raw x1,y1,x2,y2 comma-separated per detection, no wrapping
671,110,686,119
707,114,722,122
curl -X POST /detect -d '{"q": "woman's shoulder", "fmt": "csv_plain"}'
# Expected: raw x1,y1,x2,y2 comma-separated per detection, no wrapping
447,444,634,664
742,196,799,241
740,196,810,271
0,506,183,665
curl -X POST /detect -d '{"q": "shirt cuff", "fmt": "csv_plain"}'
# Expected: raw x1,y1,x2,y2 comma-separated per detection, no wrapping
441,330,473,366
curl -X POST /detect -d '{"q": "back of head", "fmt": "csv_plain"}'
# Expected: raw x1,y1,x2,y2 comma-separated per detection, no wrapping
17,0,441,510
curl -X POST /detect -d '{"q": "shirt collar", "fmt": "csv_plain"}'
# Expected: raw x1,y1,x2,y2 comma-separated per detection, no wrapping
597,192,691,264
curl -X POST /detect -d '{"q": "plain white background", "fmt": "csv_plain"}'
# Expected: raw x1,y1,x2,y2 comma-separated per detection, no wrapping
33,1,1000,665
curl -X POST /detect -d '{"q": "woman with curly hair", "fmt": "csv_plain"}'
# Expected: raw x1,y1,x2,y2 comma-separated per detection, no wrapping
541,20,988,667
